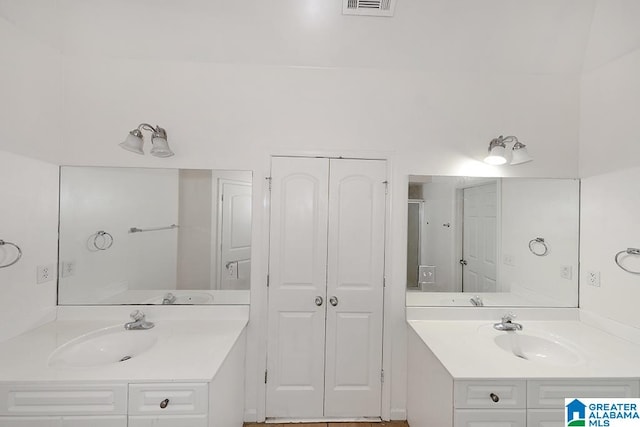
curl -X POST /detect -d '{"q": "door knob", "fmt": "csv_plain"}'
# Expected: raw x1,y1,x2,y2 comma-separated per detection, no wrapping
329,296,338,306
315,296,324,306
459,259,468,266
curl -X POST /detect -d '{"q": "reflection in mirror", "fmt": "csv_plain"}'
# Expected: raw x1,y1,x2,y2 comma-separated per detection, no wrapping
406,176,579,307
58,167,251,305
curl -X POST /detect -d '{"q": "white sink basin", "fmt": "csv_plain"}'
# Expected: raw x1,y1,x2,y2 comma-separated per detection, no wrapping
144,292,214,305
494,332,582,366
48,326,157,368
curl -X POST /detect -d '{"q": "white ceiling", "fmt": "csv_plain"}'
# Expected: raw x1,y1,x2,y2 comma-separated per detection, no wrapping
0,0,603,74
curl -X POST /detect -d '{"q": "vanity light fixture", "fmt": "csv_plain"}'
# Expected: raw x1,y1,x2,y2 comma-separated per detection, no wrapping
484,135,532,166
119,123,174,157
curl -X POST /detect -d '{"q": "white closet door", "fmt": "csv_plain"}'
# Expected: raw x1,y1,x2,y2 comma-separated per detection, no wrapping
266,157,329,418
324,159,386,417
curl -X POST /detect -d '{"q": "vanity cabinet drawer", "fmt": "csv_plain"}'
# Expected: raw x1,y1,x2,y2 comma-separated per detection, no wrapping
454,380,526,409
528,379,640,408
0,384,127,416
454,409,526,427
128,383,208,416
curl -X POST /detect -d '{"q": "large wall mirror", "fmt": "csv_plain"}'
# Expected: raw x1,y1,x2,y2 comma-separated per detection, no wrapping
58,166,251,305
406,176,579,307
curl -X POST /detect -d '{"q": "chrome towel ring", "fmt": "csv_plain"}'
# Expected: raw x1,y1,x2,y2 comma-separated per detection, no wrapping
528,237,549,257
93,231,114,251
0,240,22,268
615,248,640,275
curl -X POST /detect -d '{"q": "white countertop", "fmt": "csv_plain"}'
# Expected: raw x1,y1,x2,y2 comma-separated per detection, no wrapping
0,307,248,383
408,317,640,379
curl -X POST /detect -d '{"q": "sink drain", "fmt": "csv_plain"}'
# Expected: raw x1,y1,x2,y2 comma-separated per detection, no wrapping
119,355,132,362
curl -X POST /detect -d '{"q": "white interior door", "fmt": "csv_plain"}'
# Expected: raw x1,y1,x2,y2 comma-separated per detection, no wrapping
266,157,329,419
462,183,497,292
218,180,252,290
324,159,386,417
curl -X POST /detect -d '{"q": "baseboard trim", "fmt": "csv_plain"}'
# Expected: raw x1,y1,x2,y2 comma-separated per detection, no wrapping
266,418,382,424
389,409,407,421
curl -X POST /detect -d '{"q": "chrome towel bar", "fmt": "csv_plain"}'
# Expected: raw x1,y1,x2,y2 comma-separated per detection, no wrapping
0,240,22,268
615,248,640,275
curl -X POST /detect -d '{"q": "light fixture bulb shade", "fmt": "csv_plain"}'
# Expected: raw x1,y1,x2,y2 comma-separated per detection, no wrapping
510,145,533,165
484,145,507,165
119,132,144,155
150,137,174,157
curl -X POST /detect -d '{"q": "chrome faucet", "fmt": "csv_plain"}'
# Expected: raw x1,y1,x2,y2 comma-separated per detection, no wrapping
493,313,523,331
470,296,483,307
162,292,177,305
124,310,155,330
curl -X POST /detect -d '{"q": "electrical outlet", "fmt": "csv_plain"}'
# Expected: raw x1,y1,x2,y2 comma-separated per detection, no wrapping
37,264,55,284
560,265,572,280
587,270,601,287
61,261,76,278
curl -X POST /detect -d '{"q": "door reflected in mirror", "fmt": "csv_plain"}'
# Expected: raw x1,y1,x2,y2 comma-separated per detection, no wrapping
406,176,579,307
58,166,251,305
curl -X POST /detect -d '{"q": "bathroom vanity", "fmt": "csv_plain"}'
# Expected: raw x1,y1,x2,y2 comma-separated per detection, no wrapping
0,306,248,427
407,308,640,427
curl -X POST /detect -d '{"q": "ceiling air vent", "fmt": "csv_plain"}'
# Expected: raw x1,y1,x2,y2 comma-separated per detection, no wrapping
343,0,396,17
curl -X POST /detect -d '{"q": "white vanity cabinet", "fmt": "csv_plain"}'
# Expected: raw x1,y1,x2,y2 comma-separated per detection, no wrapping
0,310,248,427
0,380,234,427
407,326,640,427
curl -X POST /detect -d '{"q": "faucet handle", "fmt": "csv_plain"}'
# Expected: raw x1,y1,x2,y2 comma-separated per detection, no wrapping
502,312,516,323
130,310,144,321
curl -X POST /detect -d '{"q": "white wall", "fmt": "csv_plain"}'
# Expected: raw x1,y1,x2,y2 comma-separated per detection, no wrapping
0,150,58,342
578,0,640,327
0,14,62,341
177,169,212,291
0,16,63,162
58,167,179,303
501,179,579,306
580,167,640,328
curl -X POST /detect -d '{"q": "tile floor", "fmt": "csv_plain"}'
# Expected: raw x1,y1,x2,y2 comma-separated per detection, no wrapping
245,422,409,427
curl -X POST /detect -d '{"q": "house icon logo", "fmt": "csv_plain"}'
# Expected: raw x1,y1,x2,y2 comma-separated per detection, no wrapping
566,399,586,426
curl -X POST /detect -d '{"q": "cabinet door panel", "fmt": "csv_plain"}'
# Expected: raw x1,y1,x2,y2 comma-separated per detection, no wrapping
527,409,564,427
128,414,208,427
324,159,386,417
266,157,329,418
454,409,526,427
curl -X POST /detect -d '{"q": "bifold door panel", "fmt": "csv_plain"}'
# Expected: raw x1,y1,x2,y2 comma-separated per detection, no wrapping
266,157,386,419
